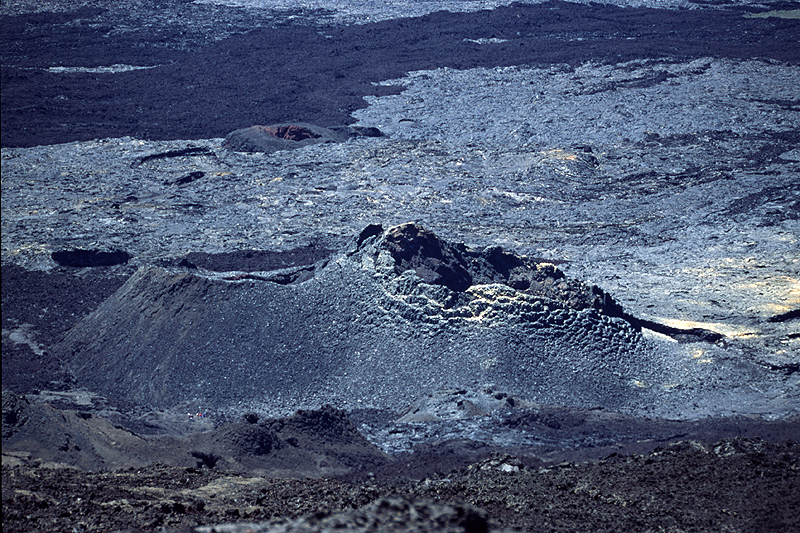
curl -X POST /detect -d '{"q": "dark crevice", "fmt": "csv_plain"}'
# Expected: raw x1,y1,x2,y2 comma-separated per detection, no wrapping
221,264,322,285
169,171,205,186
763,362,799,376
51,249,131,267
356,224,385,249
182,247,332,273
768,308,800,323
634,318,725,343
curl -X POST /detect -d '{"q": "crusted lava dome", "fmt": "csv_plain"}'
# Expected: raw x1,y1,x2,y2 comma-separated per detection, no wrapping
56,223,694,416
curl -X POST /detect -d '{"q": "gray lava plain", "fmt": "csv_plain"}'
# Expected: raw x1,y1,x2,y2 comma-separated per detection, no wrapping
2,0,800,532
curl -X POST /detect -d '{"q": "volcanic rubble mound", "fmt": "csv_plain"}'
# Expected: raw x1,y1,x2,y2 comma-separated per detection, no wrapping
1,391,390,476
186,405,391,475
53,223,757,419
222,123,348,153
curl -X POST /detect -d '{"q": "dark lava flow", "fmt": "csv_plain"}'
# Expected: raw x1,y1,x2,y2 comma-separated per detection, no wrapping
2,0,799,147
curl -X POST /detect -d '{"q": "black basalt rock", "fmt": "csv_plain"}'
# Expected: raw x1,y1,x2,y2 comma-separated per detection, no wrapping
51,249,131,267
374,223,627,319
380,223,473,292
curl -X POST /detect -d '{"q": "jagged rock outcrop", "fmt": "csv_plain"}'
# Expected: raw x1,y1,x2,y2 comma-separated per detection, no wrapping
366,222,625,317
56,223,670,415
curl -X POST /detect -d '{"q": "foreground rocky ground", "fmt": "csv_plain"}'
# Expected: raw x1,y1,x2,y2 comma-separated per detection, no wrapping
4,384,800,532
4,428,800,532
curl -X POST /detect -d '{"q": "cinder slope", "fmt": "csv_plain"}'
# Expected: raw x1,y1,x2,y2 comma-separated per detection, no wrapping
55,224,764,417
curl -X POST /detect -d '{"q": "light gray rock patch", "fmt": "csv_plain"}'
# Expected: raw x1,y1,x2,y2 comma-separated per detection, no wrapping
45,64,160,73
355,58,799,144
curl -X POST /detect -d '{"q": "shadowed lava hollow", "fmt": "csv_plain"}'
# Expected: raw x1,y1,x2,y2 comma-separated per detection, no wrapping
51,249,131,268
179,246,333,273
262,125,321,141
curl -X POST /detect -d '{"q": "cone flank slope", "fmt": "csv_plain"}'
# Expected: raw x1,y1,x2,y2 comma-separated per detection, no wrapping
57,223,694,417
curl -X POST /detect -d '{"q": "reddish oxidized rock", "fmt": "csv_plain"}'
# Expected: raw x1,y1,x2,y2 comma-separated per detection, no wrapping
223,122,346,153
260,124,321,141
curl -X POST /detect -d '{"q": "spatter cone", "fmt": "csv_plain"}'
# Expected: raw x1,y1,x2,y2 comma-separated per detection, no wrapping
58,223,664,415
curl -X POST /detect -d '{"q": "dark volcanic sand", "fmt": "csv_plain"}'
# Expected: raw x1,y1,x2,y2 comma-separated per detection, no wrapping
2,1,800,147
1,264,133,393
2,1,800,532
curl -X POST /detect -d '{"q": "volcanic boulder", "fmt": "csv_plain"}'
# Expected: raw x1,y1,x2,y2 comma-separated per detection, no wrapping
377,223,473,292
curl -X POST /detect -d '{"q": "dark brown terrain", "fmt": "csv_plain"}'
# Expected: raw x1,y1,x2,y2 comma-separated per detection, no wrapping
3,410,800,533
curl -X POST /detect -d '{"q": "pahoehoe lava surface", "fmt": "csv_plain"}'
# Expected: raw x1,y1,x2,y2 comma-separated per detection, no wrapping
2,0,799,147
